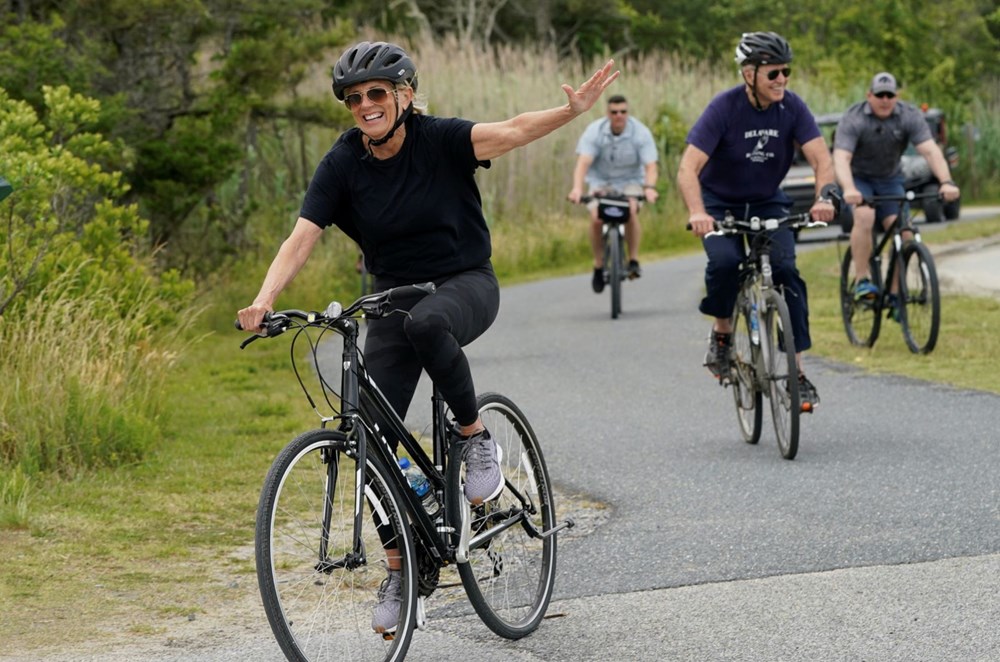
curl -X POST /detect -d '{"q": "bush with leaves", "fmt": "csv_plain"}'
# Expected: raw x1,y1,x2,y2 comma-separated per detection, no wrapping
0,85,195,478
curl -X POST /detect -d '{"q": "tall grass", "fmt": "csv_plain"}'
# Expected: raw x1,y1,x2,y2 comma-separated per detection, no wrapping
0,272,190,482
269,35,863,287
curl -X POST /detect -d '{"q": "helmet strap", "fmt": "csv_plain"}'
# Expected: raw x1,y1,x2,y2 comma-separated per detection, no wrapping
748,64,764,111
366,95,413,150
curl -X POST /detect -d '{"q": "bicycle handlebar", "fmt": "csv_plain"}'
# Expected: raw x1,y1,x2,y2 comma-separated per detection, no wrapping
235,281,437,348
686,212,825,236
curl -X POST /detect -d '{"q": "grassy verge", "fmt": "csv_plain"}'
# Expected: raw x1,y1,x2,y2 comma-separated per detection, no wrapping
799,215,1000,393
2,214,998,653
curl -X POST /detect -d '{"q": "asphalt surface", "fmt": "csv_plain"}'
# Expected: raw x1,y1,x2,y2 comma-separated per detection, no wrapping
13,211,999,662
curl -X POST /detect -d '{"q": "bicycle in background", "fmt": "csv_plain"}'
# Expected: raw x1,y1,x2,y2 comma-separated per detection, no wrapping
237,283,568,662
694,211,827,460
581,191,640,319
837,190,943,354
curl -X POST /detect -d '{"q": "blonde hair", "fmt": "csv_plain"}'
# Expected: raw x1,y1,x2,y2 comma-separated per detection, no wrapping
396,82,427,114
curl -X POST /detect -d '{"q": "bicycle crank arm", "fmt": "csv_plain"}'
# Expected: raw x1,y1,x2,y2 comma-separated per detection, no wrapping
455,499,472,564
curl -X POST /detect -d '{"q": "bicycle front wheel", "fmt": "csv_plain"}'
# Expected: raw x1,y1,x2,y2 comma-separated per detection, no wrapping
731,290,763,445
607,229,622,319
447,393,557,639
840,245,882,347
256,429,418,662
898,241,940,354
763,290,800,460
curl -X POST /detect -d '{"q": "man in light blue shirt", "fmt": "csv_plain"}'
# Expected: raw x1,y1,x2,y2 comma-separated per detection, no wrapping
568,95,659,292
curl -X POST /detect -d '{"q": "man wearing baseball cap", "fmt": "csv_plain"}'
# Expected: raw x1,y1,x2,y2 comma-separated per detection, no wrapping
833,71,960,312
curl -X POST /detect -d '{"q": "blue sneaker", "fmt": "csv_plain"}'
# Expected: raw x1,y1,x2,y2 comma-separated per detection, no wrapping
854,278,878,302
886,293,901,323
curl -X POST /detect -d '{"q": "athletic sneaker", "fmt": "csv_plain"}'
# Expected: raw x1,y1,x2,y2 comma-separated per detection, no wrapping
798,374,820,413
854,278,879,302
627,259,643,280
885,293,901,322
462,429,504,505
371,568,402,635
704,331,733,381
591,267,605,293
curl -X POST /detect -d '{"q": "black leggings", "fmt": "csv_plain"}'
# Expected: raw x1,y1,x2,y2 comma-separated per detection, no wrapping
365,263,500,428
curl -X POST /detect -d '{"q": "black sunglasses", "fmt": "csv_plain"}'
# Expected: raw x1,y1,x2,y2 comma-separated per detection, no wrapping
344,87,393,109
764,67,792,81
874,91,896,99
609,109,628,115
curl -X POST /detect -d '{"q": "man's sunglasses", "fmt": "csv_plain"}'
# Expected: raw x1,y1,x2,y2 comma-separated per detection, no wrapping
874,91,896,99
609,109,628,115
764,67,792,81
344,87,393,109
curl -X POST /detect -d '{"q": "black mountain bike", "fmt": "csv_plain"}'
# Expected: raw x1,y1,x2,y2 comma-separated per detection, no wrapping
237,284,569,662
697,211,826,460
838,191,942,354
581,191,639,319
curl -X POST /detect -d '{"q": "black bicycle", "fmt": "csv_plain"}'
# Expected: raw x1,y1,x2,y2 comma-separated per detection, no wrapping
837,191,942,354
581,191,639,319
238,284,568,662
697,211,826,460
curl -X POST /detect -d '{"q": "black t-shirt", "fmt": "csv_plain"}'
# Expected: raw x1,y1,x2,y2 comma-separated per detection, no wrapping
300,114,492,282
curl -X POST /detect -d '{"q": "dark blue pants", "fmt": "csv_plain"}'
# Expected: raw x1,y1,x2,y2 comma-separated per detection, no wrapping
699,194,811,352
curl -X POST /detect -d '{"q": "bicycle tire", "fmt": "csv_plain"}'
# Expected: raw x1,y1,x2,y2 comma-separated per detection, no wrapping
898,241,940,354
731,291,763,445
256,428,418,662
608,229,622,319
763,290,799,460
839,245,882,347
447,393,557,639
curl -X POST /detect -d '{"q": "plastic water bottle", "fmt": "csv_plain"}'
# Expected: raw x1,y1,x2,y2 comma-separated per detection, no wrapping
399,458,441,519
750,302,760,344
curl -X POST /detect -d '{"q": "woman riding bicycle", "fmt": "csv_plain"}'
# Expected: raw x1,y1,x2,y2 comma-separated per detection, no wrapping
236,40,619,634
676,31,836,410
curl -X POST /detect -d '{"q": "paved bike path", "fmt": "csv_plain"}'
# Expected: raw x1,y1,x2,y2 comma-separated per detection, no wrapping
11,232,998,662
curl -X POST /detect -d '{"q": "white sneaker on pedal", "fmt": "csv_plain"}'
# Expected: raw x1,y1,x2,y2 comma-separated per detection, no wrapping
462,429,504,505
371,568,401,635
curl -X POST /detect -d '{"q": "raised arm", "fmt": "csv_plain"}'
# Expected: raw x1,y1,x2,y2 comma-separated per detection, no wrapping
470,60,620,162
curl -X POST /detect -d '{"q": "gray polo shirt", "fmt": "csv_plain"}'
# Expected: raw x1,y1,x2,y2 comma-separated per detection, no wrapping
834,100,932,179
575,116,658,189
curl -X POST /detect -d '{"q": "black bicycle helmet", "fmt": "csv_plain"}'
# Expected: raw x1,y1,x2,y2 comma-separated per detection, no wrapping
734,32,793,66
332,41,418,100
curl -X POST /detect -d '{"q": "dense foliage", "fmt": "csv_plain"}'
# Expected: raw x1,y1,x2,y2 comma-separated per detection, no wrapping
2,1,998,276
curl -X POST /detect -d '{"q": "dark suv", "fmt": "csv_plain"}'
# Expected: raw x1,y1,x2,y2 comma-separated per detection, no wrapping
781,107,960,232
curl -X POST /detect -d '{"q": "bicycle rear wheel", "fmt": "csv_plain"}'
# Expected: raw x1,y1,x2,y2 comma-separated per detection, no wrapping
447,393,556,639
256,429,418,662
607,229,622,319
840,245,882,347
763,290,799,460
731,291,763,445
898,241,940,354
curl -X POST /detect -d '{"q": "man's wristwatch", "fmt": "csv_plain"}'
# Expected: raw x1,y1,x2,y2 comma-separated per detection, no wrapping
643,184,656,190
941,180,956,186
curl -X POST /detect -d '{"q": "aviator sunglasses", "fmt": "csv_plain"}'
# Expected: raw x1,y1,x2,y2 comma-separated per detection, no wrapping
764,67,792,81
344,86,394,109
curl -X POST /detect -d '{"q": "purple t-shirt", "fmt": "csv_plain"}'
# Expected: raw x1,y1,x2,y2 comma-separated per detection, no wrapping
687,86,821,203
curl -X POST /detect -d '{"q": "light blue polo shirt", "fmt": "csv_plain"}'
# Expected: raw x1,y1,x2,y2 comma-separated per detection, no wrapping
576,116,658,189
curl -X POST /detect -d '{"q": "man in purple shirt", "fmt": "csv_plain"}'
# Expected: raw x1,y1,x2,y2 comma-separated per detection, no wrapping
677,31,836,411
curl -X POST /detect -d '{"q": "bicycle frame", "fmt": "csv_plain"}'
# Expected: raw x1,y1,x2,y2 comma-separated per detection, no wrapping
323,313,460,570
